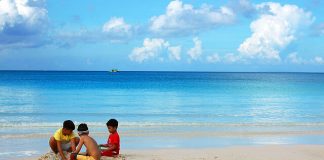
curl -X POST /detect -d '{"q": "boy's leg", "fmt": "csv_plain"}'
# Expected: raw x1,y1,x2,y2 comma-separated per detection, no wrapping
49,136,58,153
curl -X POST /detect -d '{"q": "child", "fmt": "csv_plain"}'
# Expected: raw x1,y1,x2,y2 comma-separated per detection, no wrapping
99,119,120,157
49,120,79,160
70,123,101,160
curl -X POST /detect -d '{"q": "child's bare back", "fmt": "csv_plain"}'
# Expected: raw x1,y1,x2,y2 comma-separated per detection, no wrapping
73,123,101,160
81,135,101,159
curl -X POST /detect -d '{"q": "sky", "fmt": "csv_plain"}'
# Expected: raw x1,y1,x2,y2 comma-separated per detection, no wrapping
0,0,323,72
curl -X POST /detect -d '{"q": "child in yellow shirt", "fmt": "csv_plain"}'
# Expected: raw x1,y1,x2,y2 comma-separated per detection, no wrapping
49,120,80,160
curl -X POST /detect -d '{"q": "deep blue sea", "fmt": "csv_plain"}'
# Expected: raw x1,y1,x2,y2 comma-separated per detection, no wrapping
1,71,324,159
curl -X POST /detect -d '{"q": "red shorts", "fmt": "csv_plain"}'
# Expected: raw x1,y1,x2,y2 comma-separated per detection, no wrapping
101,150,118,157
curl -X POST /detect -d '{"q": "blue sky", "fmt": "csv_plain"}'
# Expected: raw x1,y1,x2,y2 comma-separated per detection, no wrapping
0,0,323,71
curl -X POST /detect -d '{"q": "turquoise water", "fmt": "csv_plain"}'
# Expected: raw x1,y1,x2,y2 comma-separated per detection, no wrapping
1,71,324,159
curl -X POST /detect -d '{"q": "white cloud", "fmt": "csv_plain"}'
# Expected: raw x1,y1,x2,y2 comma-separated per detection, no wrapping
206,53,220,63
313,56,324,64
206,53,245,64
187,37,202,61
285,53,324,65
129,38,184,63
0,0,47,49
102,17,132,40
0,0,47,32
168,46,181,61
286,53,305,64
149,0,235,36
129,38,169,63
238,2,314,60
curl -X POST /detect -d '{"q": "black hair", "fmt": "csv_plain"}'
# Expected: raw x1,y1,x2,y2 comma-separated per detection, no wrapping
106,119,118,128
77,123,88,132
63,120,75,130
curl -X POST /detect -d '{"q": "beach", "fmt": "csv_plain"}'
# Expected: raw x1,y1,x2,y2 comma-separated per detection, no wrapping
121,145,324,160
1,71,324,159
6,126,324,160
22,145,324,160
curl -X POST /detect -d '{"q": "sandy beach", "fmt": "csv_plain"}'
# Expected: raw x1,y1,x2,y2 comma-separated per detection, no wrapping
22,145,323,160
5,129,324,160
122,145,324,160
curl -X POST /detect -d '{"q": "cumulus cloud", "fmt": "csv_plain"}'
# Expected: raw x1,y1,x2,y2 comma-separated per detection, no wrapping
168,46,181,61
129,38,184,63
129,38,169,63
206,53,220,63
238,2,314,60
149,0,235,36
0,0,47,32
102,17,133,41
187,37,202,61
0,0,48,49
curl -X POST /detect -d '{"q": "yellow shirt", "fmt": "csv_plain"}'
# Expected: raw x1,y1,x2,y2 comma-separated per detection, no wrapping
53,128,77,143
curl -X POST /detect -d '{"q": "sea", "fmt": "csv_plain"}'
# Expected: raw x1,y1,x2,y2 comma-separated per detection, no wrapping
1,71,324,159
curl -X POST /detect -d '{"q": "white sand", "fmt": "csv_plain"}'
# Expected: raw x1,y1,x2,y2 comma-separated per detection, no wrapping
33,145,324,160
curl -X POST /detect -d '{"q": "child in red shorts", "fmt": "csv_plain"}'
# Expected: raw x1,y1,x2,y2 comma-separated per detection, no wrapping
99,119,120,157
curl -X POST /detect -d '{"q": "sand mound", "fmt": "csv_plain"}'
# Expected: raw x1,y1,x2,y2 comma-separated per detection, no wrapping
38,152,126,160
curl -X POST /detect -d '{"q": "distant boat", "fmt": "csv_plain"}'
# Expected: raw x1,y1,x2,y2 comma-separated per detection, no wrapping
111,69,119,72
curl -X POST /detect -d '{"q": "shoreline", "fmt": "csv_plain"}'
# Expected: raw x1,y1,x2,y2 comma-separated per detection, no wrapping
22,144,324,160
3,129,324,139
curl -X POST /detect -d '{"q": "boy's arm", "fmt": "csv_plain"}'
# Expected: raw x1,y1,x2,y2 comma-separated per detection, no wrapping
103,144,117,151
99,143,109,147
70,137,77,152
74,138,84,154
56,141,67,160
